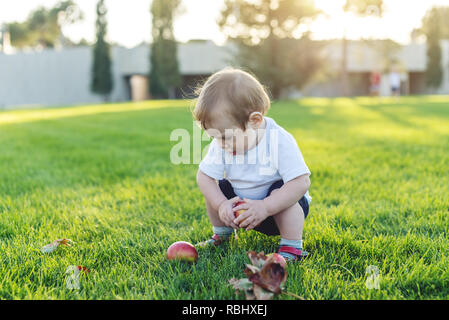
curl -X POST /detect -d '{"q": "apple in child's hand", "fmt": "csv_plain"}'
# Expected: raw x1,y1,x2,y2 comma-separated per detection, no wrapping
233,201,247,221
166,241,198,262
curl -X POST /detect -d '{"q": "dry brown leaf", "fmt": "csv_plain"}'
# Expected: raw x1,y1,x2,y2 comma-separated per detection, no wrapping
253,284,275,300
40,239,74,254
249,256,287,294
247,251,267,268
244,264,260,278
229,251,289,300
229,278,252,291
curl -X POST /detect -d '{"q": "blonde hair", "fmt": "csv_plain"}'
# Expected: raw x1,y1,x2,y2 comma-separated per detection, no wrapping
193,68,270,130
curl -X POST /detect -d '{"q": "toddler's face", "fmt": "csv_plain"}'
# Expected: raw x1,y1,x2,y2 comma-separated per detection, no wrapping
205,113,261,156
207,127,254,155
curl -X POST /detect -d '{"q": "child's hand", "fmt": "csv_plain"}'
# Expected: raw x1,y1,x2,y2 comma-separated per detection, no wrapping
218,196,241,229
232,199,269,231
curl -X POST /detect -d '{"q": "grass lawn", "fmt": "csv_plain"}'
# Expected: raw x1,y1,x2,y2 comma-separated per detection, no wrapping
0,96,448,300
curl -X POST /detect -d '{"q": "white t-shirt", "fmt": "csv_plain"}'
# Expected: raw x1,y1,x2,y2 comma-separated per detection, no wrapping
199,117,311,203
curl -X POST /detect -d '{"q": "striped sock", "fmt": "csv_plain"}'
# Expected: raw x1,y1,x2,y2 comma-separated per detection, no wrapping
197,226,235,248
278,238,303,261
213,226,234,237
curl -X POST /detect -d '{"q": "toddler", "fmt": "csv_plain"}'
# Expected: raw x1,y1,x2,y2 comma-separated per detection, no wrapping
193,68,311,262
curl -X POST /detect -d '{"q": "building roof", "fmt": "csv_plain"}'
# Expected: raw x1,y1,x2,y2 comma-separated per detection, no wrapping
115,40,236,76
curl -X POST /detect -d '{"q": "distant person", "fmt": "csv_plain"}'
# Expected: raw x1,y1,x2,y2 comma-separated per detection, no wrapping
370,70,381,96
194,68,311,263
389,68,401,97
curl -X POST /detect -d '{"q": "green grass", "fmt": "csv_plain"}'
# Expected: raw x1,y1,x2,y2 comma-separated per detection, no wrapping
0,96,448,300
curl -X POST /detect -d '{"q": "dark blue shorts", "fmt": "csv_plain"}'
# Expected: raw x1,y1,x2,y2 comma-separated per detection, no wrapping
218,179,309,236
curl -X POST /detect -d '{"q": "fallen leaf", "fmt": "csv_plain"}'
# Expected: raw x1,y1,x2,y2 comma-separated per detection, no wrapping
244,264,260,277
77,266,91,273
247,251,267,268
229,251,289,300
253,284,274,300
229,278,257,300
40,239,74,254
248,255,287,294
229,278,252,291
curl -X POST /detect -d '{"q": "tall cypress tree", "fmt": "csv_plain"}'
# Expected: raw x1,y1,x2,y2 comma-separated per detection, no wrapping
423,8,443,90
149,0,182,99
91,0,113,100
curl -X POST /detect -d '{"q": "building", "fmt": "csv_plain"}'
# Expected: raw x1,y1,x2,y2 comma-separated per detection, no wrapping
0,40,236,109
1,40,448,109
302,40,449,97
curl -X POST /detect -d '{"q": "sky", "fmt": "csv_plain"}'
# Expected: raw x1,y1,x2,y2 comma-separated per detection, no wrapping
1,0,449,48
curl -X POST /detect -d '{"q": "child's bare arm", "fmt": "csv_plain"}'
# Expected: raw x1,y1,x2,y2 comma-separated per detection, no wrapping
196,169,240,228
196,169,227,210
263,174,310,216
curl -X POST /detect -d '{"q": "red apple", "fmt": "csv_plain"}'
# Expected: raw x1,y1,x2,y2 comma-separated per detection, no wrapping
233,201,247,220
266,253,287,268
166,241,198,262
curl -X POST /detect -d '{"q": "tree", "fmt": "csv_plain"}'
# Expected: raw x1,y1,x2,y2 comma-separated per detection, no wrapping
414,7,449,91
7,1,83,48
422,8,444,90
415,7,449,40
340,0,383,96
149,0,183,99
218,0,321,99
91,0,113,100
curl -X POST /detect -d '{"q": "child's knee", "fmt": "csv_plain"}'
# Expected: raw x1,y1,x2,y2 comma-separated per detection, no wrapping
275,202,303,219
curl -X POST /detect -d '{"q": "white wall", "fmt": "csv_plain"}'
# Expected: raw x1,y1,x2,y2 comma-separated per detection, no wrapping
0,47,129,109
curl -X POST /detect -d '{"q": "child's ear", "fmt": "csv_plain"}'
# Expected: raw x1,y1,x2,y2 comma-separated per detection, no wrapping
248,112,264,129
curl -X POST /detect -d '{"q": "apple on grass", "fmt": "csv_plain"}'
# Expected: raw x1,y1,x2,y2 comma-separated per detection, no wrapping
166,241,198,262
